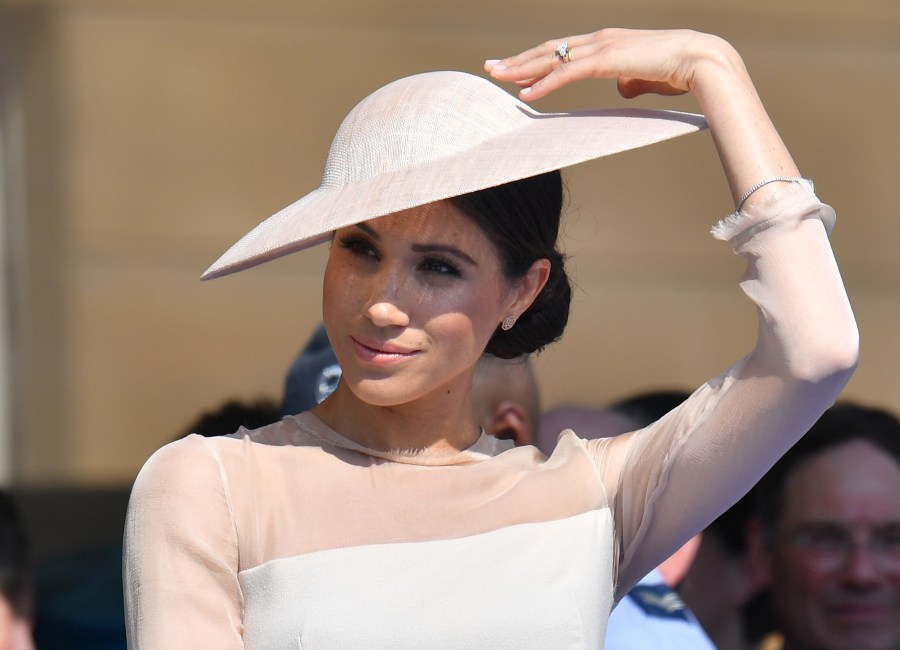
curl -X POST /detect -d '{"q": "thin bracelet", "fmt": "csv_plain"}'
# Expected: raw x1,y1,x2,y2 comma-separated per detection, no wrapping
735,177,804,212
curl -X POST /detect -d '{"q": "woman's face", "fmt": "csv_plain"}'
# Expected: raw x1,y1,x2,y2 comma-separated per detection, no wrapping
322,200,523,408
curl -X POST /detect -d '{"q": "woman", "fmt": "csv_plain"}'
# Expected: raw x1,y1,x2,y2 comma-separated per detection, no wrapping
124,29,858,647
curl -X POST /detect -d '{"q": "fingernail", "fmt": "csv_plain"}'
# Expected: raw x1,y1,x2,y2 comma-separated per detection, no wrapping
485,60,506,70
520,87,532,95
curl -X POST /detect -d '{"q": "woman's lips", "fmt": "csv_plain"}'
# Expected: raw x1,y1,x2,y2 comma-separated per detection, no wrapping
351,336,418,364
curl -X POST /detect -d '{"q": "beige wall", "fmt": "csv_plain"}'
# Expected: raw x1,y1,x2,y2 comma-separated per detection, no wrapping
1,0,898,486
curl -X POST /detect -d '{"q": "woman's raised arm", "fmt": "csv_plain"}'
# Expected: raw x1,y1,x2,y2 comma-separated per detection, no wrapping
486,26,859,381
488,28,859,593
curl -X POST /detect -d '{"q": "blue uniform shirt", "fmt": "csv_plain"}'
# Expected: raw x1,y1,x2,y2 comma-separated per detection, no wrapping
604,568,715,649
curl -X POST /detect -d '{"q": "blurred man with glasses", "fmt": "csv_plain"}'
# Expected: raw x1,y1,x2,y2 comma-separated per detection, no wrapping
748,402,900,650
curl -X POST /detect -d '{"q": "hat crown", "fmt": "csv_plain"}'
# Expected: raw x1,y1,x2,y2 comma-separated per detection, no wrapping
322,71,528,189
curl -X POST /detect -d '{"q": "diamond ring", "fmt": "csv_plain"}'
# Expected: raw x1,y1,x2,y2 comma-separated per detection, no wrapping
555,42,572,64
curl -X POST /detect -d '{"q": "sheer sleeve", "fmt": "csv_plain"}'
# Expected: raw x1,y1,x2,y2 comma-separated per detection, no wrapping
124,435,244,648
590,180,858,598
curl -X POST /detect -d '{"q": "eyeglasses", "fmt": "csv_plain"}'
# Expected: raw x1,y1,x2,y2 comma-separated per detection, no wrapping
781,523,900,570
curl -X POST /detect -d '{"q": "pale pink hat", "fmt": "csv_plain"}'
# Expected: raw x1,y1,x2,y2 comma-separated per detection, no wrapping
202,70,706,280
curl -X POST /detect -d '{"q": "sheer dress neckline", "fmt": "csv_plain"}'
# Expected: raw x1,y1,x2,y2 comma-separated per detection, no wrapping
287,411,515,467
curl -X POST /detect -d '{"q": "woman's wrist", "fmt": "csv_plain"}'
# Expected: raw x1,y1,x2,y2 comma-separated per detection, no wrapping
687,34,752,104
689,38,800,205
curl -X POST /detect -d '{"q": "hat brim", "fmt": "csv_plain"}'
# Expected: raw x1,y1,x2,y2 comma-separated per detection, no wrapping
202,97,706,280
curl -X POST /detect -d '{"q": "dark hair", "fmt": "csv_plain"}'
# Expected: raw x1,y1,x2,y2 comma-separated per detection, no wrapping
608,389,692,428
450,170,571,359
0,491,32,618
179,398,282,439
755,401,900,530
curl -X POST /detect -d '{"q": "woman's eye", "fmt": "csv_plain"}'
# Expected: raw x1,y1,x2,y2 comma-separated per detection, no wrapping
420,257,461,276
338,235,378,259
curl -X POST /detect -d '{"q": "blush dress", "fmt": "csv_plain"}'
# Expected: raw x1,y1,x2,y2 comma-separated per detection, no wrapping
124,181,857,648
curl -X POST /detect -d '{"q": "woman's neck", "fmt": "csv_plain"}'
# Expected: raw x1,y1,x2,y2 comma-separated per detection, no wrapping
312,382,481,455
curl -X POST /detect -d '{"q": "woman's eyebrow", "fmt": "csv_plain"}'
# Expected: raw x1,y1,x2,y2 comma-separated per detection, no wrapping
412,243,478,266
355,222,380,239
354,222,478,266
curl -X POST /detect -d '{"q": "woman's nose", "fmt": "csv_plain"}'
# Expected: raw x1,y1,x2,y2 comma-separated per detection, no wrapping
366,300,410,328
364,270,410,328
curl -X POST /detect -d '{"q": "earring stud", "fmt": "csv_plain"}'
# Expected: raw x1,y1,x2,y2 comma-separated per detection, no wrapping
501,315,516,331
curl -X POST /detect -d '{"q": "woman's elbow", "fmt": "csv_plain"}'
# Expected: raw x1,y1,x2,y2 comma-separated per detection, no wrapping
791,323,859,385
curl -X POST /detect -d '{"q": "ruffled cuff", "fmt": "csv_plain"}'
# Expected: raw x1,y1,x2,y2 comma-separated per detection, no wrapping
710,178,836,244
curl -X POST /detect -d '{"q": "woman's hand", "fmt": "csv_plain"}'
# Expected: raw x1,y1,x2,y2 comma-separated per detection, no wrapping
484,28,722,102
485,28,801,209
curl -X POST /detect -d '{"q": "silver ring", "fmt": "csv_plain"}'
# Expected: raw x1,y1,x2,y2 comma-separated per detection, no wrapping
555,42,572,64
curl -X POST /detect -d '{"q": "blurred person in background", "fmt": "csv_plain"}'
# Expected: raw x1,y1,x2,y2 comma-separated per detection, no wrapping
184,398,282,440
0,492,34,650
748,402,900,650
679,493,765,650
28,397,282,650
470,354,540,447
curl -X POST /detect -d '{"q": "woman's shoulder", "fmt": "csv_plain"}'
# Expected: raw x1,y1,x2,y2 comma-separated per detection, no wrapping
130,435,226,501
133,416,330,491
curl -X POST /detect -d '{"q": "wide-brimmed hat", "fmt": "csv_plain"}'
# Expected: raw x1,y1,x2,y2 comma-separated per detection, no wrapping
202,70,706,280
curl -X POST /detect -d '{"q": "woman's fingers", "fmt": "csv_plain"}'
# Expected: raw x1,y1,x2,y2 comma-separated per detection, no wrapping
487,33,593,72
486,28,701,102
485,34,595,90
485,40,598,101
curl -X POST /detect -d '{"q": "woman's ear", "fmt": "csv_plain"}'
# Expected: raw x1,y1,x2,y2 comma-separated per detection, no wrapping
507,258,551,317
